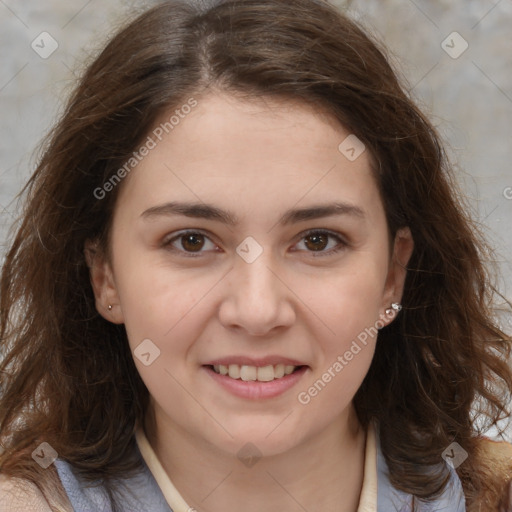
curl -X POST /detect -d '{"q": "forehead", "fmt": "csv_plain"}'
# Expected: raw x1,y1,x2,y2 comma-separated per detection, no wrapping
113,91,382,226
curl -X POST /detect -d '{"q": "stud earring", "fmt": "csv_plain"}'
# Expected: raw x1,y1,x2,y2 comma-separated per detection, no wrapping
108,304,113,311
385,302,402,315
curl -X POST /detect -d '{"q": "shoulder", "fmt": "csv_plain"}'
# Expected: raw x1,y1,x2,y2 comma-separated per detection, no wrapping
0,474,52,512
476,436,512,460
470,437,512,512
474,436,512,479
0,473,73,512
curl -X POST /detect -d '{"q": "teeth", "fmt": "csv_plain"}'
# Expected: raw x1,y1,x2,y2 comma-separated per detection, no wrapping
212,363,299,381
284,365,295,375
213,364,229,375
274,364,285,379
228,364,240,379
240,365,257,381
257,365,274,382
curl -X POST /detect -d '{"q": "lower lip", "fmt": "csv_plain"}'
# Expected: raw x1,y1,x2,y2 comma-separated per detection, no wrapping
203,365,308,400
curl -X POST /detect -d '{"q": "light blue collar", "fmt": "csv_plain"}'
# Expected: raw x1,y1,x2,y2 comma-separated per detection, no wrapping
375,424,466,511
55,425,466,511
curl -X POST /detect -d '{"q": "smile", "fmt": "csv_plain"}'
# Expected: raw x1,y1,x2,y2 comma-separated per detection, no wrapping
210,363,301,381
203,364,308,400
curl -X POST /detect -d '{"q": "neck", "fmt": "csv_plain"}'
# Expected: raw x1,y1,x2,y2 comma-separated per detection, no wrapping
144,404,367,512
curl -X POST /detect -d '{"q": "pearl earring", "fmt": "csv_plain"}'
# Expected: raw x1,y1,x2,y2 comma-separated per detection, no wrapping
108,304,112,311
385,302,402,315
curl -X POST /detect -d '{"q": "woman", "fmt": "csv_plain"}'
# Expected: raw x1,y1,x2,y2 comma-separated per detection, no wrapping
1,0,511,510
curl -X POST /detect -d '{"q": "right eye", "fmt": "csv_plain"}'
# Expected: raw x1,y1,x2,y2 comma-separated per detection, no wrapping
162,230,220,257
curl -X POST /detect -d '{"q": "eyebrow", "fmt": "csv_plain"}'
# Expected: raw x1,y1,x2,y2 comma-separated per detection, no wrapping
140,201,365,226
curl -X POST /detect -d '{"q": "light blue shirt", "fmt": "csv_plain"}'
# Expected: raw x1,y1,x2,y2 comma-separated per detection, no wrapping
54,427,466,511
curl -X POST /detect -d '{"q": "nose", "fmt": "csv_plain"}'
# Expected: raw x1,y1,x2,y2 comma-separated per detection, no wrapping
218,248,296,336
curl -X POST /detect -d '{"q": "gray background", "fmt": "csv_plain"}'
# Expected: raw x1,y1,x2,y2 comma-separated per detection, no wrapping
0,1,511,439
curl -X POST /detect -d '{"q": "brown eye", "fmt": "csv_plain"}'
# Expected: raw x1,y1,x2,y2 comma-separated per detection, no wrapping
180,233,205,252
304,232,329,252
293,230,348,257
163,230,217,256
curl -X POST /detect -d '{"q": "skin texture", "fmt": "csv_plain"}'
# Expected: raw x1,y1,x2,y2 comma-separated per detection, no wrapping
86,91,414,512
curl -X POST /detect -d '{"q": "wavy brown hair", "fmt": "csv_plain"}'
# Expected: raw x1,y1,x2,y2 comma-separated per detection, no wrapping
1,0,511,510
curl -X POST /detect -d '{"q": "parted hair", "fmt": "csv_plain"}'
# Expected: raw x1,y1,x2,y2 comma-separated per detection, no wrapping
1,0,511,510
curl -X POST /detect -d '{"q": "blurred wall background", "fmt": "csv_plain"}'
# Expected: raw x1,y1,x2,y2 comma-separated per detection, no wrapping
0,0,511,437
2,0,510,304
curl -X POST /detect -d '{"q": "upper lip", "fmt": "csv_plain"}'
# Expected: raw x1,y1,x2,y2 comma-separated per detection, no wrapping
204,356,307,367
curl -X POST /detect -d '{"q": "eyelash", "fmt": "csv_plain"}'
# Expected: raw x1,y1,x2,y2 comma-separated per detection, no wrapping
161,229,348,258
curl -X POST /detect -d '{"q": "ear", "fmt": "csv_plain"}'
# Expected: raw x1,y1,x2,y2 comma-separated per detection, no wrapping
379,227,414,326
84,238,124,324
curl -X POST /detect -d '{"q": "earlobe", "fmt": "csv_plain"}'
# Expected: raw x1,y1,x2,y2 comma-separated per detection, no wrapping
84,239,124,324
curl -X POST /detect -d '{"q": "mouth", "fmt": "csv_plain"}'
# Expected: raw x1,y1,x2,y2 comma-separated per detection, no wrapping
206,363,307,382
202,363,309,400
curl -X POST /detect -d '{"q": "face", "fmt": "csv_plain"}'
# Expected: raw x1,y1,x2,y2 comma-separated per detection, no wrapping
86,91,413,457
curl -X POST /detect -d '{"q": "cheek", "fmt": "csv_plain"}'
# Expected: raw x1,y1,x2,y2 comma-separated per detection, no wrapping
112,242,209,343
120,279,206,357
297,270,381,412
117,269,208,408
297,253,385,401
307,257,387,342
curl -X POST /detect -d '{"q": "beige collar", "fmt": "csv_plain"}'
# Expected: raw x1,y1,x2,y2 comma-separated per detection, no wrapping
135,422,378,512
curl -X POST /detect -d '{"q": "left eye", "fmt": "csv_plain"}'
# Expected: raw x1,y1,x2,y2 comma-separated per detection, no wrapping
163,231,217,255
293,230,347,256
162,229,347,257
